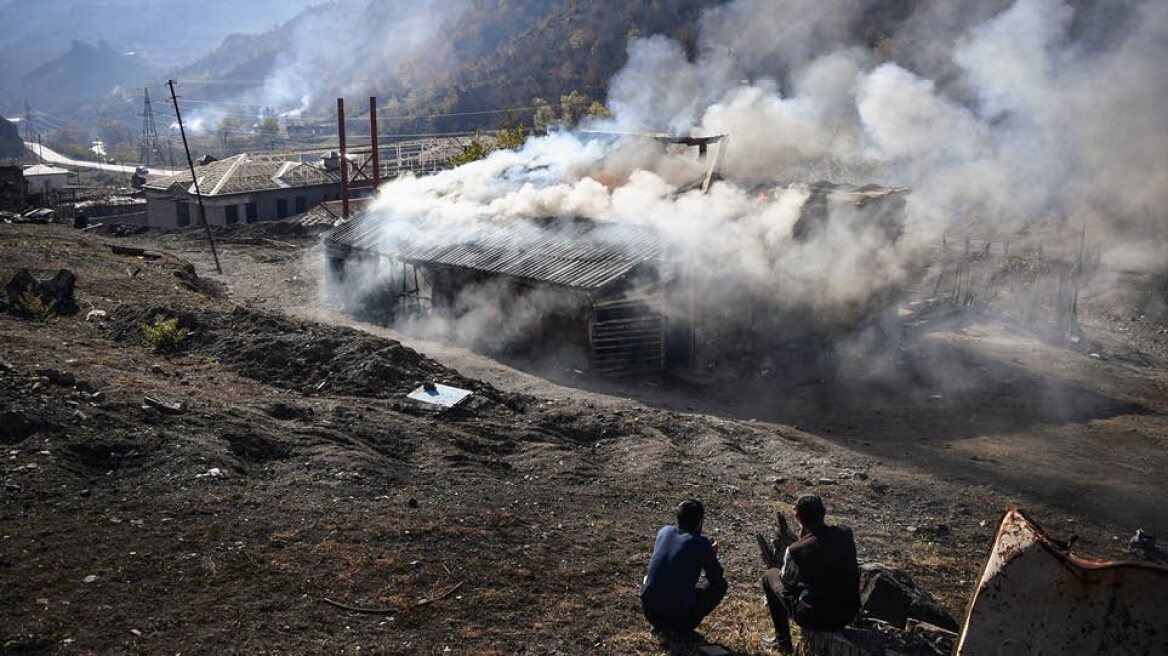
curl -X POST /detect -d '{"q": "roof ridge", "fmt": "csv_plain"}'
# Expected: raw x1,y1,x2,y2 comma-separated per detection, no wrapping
206,153,248,196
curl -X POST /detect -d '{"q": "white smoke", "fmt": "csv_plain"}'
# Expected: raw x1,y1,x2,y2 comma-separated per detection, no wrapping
256,0,466,118
339,0,1167,362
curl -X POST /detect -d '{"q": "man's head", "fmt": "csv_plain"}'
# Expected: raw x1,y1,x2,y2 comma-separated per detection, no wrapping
794,494,826,529
676,499,705,533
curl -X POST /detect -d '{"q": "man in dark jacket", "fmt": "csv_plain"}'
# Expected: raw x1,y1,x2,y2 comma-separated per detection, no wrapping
761,494,860,654
640,499,728,636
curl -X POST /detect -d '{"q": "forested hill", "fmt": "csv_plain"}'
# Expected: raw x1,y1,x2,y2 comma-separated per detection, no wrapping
180,0,726,131
381,0,720,131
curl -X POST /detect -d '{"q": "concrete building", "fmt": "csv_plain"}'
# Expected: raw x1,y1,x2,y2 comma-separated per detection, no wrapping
142,153,340,229
23,164,71,194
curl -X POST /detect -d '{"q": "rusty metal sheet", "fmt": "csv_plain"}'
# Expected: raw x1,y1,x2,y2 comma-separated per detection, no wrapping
956,508,1168,655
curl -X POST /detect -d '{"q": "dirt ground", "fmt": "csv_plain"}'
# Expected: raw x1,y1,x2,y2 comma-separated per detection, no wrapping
2,223,1166,655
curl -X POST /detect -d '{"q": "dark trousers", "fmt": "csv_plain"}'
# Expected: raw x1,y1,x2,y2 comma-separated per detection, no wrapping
643,578,728,633
762,568,852,644
762,568,800,645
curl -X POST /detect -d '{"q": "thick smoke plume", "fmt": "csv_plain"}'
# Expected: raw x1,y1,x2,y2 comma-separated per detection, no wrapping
341,0,1167,362
257,0,463,117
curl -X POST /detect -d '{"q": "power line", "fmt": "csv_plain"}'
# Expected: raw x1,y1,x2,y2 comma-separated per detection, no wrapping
174,96,597,124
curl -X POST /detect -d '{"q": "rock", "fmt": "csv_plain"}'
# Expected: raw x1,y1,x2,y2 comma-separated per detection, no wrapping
36,368,75,387
264,402,314,421
817,477,838,485
859,563,958,631
83,574,98,583
150,364,166,376
0,410,42,444
144,393,186,415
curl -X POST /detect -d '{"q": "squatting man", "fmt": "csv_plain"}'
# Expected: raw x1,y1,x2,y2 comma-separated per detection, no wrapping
639,495,859,653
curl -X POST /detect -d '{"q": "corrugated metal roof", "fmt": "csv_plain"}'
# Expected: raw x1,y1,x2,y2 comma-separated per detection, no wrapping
326,211,662,291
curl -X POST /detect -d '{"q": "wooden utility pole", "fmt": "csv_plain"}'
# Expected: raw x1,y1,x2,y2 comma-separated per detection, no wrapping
167,80,222,274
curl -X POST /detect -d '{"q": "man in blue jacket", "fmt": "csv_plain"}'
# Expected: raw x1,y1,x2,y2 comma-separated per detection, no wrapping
639,499,728,636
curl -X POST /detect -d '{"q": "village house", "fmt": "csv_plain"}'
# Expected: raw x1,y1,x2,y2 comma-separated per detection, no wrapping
142,153,341,229
22,164,71,195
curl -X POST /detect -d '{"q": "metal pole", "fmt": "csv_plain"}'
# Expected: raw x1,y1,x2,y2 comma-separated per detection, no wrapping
167,80,222,274
370,96,380,190
338,98,350,219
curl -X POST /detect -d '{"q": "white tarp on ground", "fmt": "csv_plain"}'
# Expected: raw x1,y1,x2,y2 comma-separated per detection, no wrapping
957,508,1168,655
406,382,472,408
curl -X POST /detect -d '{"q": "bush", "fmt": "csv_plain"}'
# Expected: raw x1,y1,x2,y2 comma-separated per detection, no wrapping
16,290,56,321
141,315,191,353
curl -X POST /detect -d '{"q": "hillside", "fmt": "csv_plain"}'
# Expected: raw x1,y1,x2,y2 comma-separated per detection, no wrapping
170,0,940,132
13,40,153,113
3,214,1168,652
385,0,722,131
175,0,725,131
0,0,317,105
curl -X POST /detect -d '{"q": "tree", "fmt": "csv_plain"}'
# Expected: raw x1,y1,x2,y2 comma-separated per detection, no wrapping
451,131,494,166
586,101,614,120
560,90,588,126
255,108,280,150
496,124,527,151
216,116,244,154
533,97,558,132
46,124,91,160
450,124,529,166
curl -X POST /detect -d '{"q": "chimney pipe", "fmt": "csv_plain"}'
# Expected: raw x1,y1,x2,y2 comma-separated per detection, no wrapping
370,96,380,190
338,97,349,219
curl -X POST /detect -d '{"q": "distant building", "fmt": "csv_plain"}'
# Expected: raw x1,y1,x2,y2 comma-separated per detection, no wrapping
23,164,71,194
141,153,341,229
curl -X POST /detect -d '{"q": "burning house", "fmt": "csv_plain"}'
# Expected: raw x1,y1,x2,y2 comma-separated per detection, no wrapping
323,131,911,375
326,213,684,373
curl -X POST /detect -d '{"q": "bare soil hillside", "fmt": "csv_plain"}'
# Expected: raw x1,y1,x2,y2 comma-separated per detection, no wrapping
2,224,1166,654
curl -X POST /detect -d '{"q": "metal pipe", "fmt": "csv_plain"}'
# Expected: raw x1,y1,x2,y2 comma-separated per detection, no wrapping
370,96,380,190
338,97,349,219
